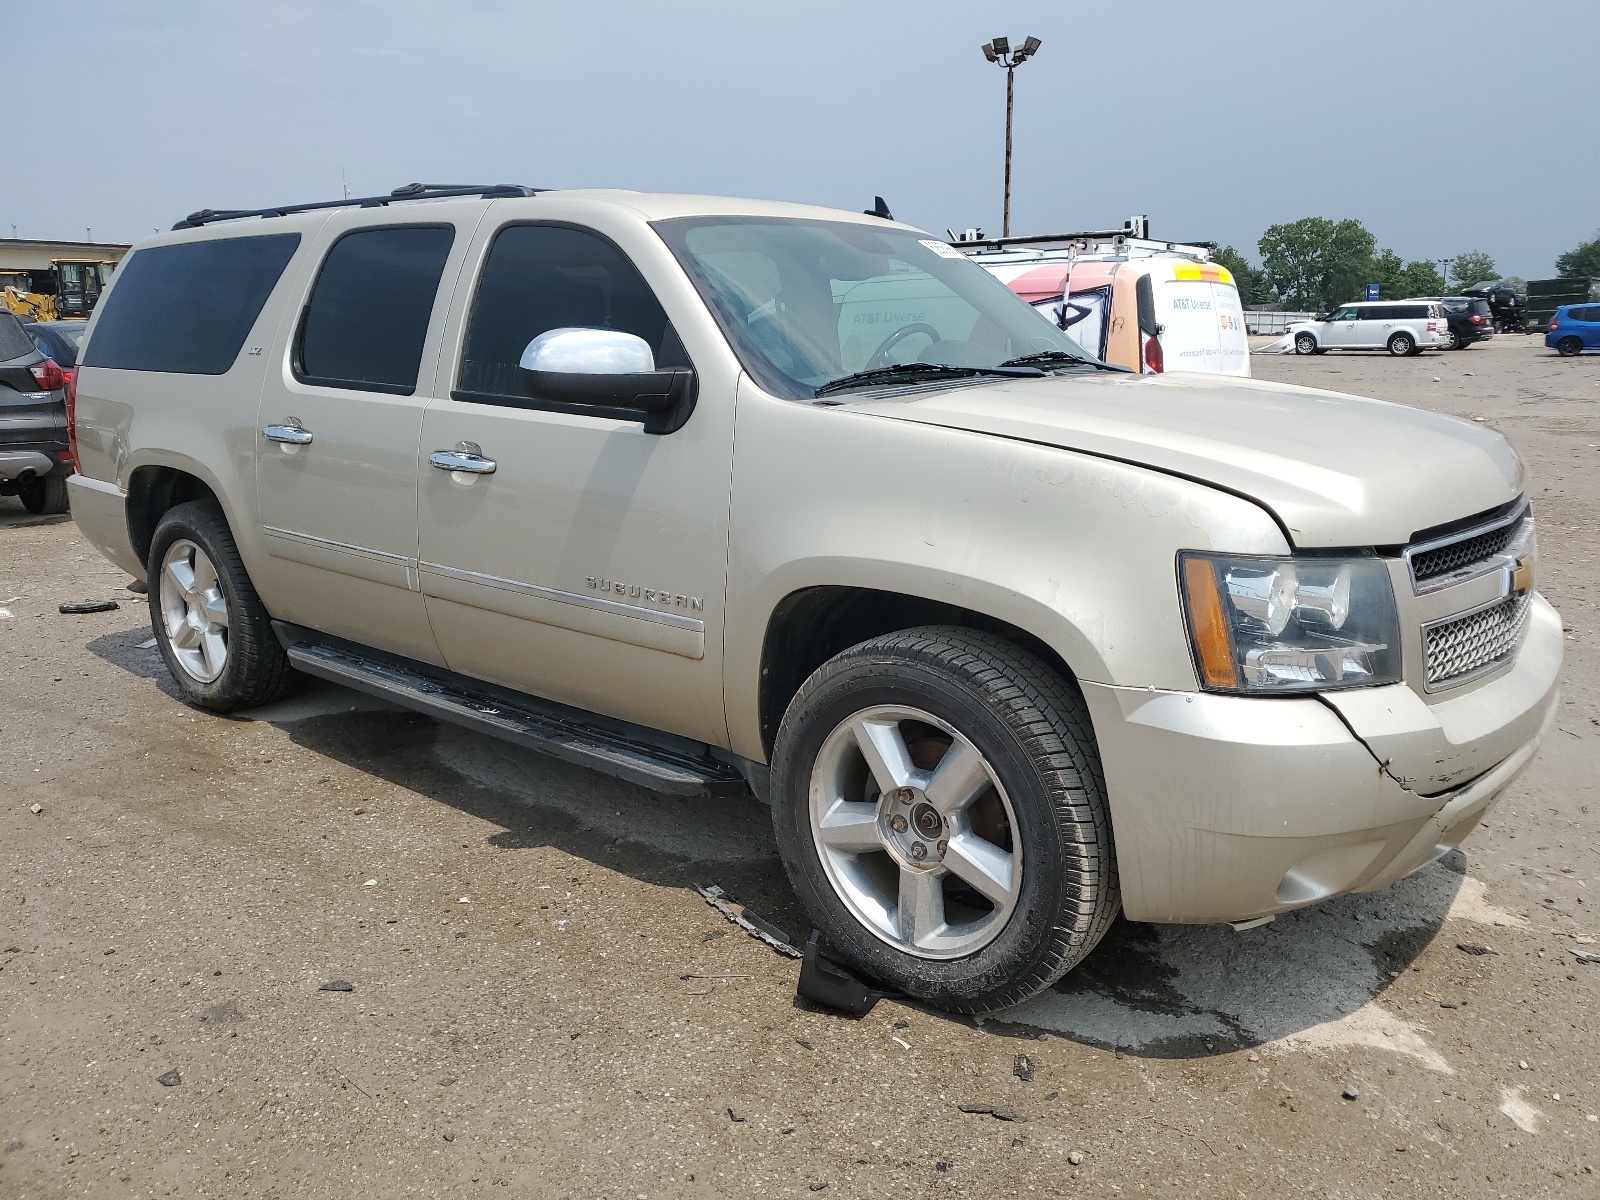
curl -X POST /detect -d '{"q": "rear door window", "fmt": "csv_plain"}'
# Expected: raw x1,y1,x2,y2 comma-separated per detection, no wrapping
82,234,300,374
295,225,455,394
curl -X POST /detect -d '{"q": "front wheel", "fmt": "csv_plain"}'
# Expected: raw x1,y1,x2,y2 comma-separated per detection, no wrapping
1294,333,1318,355
1388,332,1416,356
19,474,68,515
148,500,293,712
1557,336,1584,357
769,627,1119,1014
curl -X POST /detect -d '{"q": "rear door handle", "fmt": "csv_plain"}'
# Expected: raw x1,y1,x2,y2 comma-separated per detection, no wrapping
263,419,313,445
429,448,496,474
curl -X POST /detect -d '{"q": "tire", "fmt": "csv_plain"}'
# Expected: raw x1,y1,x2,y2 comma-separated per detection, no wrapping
18,473,68,515
1442,328,1461,351
1557,337,1583,358
1294,333,1318,355
769,626,1119,1014
147,500,293,712
1388,332,1415,356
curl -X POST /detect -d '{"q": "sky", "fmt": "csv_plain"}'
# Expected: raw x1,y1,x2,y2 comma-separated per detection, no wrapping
4,0,1596,279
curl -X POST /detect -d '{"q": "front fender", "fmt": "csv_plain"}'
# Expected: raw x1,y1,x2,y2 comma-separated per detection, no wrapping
722,378,1290,760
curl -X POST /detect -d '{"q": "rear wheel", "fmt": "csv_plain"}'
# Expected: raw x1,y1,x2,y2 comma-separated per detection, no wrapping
148,501,293,712
1388,332,1415,356
1294,333,1317,355
1557,336,1584,357
770,626,1119,1014
1443,328,1461,351
19,474,68,515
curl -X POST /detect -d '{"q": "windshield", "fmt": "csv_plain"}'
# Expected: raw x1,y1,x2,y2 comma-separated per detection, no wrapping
653,216,1092,399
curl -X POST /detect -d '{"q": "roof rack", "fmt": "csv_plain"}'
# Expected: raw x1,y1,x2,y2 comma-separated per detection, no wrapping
172,182,545,230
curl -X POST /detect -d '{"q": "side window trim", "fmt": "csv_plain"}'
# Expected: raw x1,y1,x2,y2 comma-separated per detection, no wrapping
447,219,691,418
291,222,456,397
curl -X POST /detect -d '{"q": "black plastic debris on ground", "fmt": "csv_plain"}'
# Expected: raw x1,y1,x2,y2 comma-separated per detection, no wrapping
156,1070,182,1087
59,599,120,614
319,980,355,992
796,930,901,1018
957,1102,1026,1122
1456,943,1498,956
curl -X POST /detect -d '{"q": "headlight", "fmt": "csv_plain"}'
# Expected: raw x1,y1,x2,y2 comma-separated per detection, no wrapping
1179,552,1401,693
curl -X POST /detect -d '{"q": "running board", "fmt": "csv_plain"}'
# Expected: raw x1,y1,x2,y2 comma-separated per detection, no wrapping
272,623,749,798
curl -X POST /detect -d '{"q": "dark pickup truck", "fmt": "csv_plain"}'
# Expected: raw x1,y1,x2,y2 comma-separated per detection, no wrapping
0,310,72,514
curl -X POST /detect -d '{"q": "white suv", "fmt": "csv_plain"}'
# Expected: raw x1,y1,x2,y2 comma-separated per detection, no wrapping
65,184,1560,1013
1290,300,1449,356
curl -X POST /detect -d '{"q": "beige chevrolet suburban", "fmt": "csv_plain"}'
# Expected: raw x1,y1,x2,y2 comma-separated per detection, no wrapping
66,184,1561,1013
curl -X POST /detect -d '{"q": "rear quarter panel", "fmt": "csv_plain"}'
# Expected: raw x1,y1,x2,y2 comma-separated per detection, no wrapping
71,218,330,584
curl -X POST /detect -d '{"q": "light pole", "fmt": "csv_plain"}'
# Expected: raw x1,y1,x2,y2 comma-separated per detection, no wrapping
981,35,1041,238
1437,258,1453,294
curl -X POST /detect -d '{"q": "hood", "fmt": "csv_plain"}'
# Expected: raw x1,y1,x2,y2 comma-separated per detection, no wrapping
847,371,1522,548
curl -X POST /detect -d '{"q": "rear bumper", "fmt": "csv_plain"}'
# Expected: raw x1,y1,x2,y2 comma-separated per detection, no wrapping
1083,606,1561,923
0,449,62,482
67,474,143,578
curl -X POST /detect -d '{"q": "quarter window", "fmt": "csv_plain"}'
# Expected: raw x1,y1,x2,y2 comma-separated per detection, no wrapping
82,234,300,375
455,224,685,405
295,226,455,394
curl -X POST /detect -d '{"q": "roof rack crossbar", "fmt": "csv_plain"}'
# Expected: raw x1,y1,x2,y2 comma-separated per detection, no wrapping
172,183,544,230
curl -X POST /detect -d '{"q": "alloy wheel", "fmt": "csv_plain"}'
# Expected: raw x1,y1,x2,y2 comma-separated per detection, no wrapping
808,705,1022,959
158,538,231,683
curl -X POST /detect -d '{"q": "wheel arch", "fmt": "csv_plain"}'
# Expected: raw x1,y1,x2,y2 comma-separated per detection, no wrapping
748,568,1107,761
125,458,229,571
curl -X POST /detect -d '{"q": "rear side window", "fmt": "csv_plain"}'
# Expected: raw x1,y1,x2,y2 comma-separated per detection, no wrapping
83,234,299,374
295,225,455,395
455,224,681,404
0,312,35,361
1575,306,1600,322
1135,273,1158,335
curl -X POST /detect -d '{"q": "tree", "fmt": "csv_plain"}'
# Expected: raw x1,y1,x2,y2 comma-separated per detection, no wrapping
1555,231,1600,278
1211,245,1275,306
1399,259,1445,297
1258,217,1376,312
1449,251,1498,292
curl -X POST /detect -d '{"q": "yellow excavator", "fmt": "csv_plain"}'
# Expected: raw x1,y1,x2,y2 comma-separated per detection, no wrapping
1,259,117,322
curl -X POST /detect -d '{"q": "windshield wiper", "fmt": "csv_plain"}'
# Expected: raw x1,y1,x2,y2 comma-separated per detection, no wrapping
999,349,1123,372
814,361,1044,398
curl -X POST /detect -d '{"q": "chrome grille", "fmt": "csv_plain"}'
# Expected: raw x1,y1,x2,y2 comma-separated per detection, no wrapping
1410,514,1525,583
1424,594,1531,689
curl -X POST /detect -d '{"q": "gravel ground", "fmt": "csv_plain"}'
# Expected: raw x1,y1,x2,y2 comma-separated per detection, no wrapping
3,334,1598,1199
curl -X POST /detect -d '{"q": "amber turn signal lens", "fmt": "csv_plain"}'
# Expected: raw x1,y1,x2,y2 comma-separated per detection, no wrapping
1183,557,1238,688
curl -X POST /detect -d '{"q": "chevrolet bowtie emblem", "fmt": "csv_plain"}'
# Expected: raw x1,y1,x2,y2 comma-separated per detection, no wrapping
1510,555,1534,595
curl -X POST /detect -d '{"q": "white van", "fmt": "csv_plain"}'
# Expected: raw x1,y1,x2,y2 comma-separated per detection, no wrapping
964,234,1251,377
1288,301,1450,356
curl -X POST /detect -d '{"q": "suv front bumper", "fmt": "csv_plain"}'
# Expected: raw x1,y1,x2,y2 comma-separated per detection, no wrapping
1082,594,1561,924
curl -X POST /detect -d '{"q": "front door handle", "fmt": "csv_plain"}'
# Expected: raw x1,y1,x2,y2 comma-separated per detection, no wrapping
429,447,497,474
263,418,313,445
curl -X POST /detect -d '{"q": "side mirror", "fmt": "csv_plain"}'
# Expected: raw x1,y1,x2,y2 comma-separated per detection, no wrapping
518,327,696,435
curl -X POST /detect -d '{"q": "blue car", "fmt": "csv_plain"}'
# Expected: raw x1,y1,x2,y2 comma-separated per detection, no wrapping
1546,303,1600,356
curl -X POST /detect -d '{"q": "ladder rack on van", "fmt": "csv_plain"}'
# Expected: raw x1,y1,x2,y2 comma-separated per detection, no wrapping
953,231,1216,264
172,182,545,230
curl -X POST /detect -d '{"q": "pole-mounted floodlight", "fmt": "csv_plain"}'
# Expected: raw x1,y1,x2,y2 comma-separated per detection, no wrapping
980,34,1041,237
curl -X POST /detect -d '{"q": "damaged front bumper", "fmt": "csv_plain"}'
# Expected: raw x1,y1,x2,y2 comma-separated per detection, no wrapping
1083,594,1562,924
